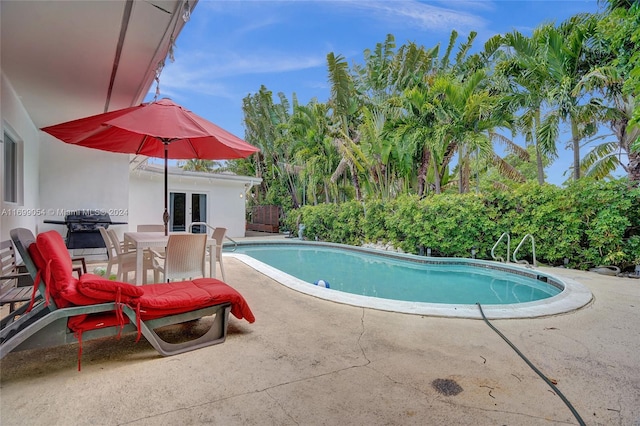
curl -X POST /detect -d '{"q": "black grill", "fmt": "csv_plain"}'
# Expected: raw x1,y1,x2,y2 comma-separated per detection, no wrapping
44,210,127,249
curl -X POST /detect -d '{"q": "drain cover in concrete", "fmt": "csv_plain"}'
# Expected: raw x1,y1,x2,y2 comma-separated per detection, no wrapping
432,378,463,396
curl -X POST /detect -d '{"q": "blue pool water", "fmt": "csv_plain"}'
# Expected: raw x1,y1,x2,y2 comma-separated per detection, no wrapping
232,244,562,305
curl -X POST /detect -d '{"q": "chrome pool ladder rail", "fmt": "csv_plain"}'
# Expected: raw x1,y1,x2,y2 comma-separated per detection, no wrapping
491,232,511,263
189,222,238,252
513,234,536,268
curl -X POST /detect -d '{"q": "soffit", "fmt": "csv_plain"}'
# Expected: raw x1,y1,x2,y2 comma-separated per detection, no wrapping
1,0,191,129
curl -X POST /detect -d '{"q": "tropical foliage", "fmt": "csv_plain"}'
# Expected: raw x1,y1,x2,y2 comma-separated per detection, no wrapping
228,1,639,267
284,179,640,270
180,159,219,172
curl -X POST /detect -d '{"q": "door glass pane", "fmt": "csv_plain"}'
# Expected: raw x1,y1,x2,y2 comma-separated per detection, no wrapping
191,193,207,233
170,192,186,232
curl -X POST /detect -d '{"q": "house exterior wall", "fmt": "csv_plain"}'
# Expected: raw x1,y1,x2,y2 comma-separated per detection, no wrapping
2,72,129,242
128,170,166,233
206,178,250,238
0,74,41,240
129,170,252,239
37,135,130,236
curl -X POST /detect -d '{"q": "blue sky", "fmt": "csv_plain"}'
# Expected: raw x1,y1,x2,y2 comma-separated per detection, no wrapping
147,0,607,185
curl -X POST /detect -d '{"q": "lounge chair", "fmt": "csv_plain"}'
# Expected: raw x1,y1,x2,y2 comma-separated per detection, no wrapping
1,229,255,369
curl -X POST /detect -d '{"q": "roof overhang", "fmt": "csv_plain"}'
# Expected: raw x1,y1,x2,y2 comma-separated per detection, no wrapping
133,163,263,186
1,0,196,129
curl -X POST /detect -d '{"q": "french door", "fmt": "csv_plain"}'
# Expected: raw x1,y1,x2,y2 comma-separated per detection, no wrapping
169,192,207,233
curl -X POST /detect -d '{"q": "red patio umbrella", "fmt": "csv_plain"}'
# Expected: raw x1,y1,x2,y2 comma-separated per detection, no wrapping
42,99,259,235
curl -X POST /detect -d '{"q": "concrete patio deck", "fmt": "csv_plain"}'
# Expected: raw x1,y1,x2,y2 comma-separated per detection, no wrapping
1,238,639,425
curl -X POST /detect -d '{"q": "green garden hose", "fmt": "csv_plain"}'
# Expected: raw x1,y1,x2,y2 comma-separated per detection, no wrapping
476,303,585,426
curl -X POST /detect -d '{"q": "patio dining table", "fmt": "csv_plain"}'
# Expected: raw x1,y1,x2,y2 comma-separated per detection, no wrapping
123,232,217,285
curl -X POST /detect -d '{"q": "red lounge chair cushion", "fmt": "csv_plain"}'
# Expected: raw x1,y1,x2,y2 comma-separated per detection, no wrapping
67,312,129,333
36,231,78,307
59,277,103,306
66,279,257,332
36,231,73,283
32,232,255,337
137,278,255,323
28,242,45,271
78,274,144,303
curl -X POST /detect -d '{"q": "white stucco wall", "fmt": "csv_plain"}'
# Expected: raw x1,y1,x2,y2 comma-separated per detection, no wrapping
0,74,41,240
206,177,250,238
37,134,130,238
129,168,255,238
127,169,166,233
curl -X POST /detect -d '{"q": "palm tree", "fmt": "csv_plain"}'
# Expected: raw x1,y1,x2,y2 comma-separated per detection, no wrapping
390,81,442,195
242,86,299,205
493,27,559,185
585,1,640,183
576,66,639,180
327,52,364,201
180,159,218,172
539,16,600,182
598,0,636,11
435,31,530,193
327,35,443,200
289,101,340,204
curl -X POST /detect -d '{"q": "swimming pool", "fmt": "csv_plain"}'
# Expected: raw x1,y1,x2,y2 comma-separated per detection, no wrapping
227,240,593,319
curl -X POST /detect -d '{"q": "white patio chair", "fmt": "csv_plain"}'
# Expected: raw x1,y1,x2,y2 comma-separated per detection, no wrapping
136,224,165,232
210,227,227,281
188,223,228,281
107,228,134,254
99,227,151,283
151,234,207,283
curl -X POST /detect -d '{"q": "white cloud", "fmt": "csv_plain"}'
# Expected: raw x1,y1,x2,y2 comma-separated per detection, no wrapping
163,0,490,100
155,62,235,99
155,50,327,103
165,48,327,79
206,53,327,77
430,0,496,12
332,0,488,32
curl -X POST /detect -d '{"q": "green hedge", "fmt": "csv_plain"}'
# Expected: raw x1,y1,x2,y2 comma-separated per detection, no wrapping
284,179,640,270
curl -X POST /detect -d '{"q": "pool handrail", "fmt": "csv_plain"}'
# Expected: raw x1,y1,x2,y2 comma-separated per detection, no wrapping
491,232,511,263
189,222,237,252
513,234,536,267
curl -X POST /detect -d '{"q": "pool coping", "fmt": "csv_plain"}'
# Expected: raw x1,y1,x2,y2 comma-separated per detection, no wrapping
226,240,594,319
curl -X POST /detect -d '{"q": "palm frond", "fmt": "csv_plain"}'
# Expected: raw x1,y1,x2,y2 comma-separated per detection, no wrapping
491,153,526,182
538,111,561,158
490,132,530,161
330,157,349,184
327,52,352,120
583,155,623,179
441,30,458,70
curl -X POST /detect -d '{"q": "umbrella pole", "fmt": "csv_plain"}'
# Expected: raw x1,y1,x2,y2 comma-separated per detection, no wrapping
163,143,169,236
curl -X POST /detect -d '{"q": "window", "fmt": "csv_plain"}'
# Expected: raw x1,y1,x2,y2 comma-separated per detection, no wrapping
3,132,18,203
